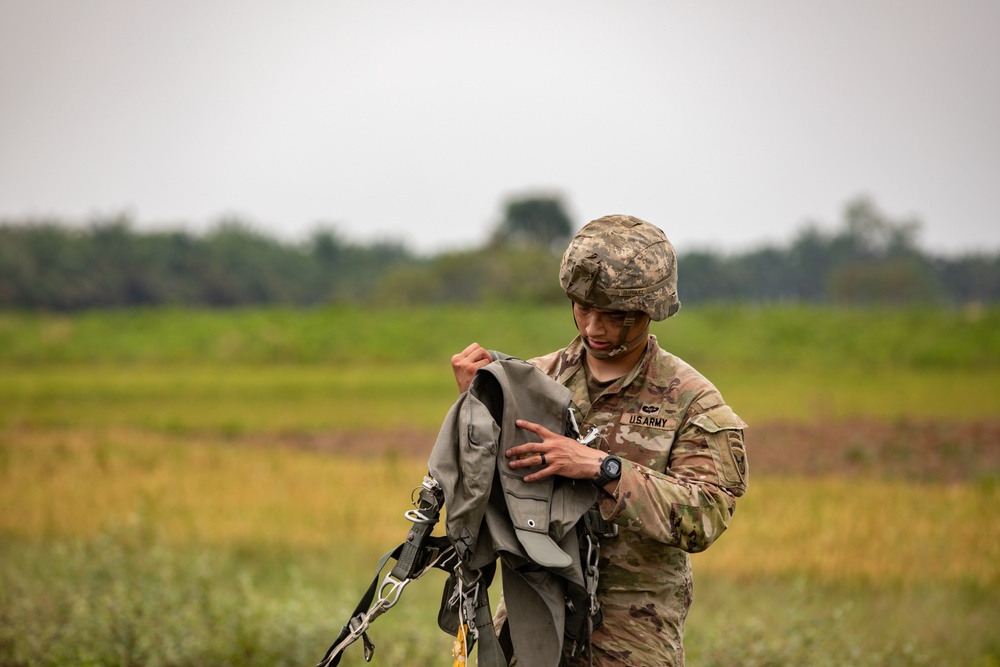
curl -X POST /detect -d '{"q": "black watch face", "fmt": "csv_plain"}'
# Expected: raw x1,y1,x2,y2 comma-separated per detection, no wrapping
605,458,621,477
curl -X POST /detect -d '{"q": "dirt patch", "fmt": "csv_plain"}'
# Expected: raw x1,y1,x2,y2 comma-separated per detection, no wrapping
745,419,1000,483
250,419,1000,483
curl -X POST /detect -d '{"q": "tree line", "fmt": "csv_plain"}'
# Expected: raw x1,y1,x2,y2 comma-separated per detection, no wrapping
1,196,997,310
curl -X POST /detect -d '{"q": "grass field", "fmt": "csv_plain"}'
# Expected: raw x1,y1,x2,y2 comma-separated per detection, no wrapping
1,304,998,666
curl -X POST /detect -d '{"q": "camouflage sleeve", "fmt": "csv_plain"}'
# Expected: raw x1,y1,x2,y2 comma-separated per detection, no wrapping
597,402,749,553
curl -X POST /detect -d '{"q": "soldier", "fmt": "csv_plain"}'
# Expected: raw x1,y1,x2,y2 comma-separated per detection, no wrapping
451,214,749,666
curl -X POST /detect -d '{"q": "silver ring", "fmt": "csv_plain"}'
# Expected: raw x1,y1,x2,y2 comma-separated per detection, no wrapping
540,453,547,466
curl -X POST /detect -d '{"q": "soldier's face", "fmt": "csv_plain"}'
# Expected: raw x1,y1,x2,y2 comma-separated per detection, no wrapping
574,302,628,331
573,303,648,353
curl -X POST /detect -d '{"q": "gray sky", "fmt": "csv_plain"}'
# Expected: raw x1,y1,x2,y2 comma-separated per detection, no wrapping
2,0,998,256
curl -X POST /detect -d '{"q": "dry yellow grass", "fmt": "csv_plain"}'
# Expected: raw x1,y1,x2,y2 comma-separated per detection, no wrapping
0,427,426,556
3,426,997,591
694,476,1000,588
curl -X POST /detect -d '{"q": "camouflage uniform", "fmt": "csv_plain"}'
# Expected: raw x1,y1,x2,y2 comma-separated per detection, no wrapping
531,333,748,667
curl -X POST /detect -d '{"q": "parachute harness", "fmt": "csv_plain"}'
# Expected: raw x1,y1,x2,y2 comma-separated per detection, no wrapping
315,476,456,667
316,468,604,667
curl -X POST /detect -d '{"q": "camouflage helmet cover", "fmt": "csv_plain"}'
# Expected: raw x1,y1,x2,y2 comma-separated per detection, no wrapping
559,214,681,321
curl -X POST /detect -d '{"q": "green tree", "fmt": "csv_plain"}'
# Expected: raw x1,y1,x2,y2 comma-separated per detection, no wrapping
1,194,997,309
935,254,1000,304
842,196,922,258
490,196,574,250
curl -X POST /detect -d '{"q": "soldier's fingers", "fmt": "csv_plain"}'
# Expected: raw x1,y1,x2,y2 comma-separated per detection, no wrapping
506,442,544,460
470,343,492,362
522,463,557,483
514,419,554,439
451,342,479,362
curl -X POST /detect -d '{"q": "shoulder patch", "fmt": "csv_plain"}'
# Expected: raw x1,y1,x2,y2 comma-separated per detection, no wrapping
690,405,748,432
691,405,748,495
694,392,724,411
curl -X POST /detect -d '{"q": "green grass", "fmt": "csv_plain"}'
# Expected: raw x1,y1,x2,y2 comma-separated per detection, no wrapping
1,303,997,369
2,304,997,434
0,527,455,667
6,527,994,667
1,363,995,436
0,363,453,432
685,575,1000,667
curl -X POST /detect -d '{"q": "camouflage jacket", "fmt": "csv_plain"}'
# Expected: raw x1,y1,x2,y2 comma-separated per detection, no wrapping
531,334,748,667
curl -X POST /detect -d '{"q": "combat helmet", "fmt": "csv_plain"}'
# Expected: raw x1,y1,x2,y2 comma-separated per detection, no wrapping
560,214,681,321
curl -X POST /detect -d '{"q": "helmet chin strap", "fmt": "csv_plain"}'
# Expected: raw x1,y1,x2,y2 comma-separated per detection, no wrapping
579,312,650,360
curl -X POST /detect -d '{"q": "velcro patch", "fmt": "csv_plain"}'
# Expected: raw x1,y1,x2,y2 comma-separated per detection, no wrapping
620,413,676,430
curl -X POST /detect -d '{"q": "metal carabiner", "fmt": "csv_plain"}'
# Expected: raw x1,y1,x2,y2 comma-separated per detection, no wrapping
319,613,372,667
321,573,408,666
376,573,410,613
460,583,481,641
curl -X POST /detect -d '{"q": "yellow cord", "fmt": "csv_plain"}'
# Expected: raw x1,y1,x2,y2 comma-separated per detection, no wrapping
451,623,469,666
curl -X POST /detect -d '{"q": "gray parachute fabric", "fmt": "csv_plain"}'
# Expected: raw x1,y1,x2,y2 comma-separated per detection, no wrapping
428,355,597,667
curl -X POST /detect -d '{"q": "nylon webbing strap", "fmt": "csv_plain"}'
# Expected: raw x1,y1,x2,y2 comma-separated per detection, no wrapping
315,544,402,667
315,535,454,667
471,589,506,667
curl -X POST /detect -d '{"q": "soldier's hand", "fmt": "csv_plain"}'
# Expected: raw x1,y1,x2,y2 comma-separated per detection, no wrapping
507,419,605,484
451,342,493,393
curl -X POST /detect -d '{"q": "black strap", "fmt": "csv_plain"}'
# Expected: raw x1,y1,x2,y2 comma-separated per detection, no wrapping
470,587,506,667
315,544,401,667
315,536,453,667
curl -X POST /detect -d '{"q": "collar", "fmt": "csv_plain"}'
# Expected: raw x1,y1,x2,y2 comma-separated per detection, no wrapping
556,334,658,392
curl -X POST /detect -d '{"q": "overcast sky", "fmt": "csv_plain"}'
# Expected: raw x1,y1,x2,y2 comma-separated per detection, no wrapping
2,0,998,256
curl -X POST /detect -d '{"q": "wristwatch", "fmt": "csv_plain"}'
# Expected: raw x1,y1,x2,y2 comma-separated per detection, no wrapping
593,454,622,488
